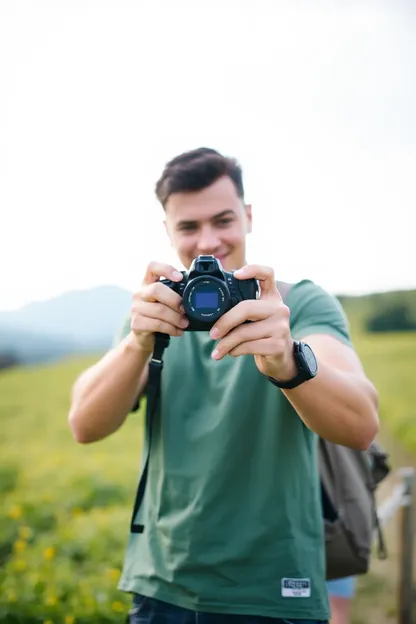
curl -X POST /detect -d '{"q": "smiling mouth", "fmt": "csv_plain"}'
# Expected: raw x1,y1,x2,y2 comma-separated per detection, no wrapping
216,253,229,263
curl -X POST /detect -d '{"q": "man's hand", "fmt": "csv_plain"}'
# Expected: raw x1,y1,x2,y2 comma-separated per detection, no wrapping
209,264,296,381
131,262,189,354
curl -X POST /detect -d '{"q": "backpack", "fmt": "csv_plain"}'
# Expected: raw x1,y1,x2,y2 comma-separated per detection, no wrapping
319,438,390,580
274,280,391,579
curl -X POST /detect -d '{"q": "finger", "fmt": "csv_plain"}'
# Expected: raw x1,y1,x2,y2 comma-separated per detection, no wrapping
142,261,184,286
134,300,189,330
212,319,274,360
131,314,184,338
233,264,281,300
228,338,276,358
139,281,183,312
210,300,278,340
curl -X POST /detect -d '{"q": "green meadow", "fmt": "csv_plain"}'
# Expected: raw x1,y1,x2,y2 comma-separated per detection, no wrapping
0,357,143,623
1,297,416,623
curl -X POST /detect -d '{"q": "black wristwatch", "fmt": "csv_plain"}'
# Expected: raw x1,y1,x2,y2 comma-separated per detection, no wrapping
268,340,318,389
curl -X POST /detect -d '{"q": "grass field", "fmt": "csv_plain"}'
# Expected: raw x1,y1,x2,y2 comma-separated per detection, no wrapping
1,329,416,623
352,330,416,456
0,357,142,622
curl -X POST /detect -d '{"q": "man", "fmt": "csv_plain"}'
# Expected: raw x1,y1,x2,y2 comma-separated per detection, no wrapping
68,147,379,624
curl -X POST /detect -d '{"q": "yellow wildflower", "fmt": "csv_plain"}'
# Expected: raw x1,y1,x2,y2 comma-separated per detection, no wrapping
18,526,32,539
8,504,22,519
43,546,56,560
64,617,75,624
45,596,57,606
112,601,125,612
13,539,27,553
106,567,120,581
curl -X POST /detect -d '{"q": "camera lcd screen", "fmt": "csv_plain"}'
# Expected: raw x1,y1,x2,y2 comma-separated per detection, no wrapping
194,291,219,309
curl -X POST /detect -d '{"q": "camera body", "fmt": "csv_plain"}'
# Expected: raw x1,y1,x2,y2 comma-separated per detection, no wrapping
160,255,259,331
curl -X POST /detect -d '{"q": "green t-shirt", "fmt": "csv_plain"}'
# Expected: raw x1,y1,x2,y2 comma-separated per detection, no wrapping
116,279,351,620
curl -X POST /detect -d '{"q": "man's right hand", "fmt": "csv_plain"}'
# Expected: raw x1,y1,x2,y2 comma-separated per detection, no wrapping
130,261,189,353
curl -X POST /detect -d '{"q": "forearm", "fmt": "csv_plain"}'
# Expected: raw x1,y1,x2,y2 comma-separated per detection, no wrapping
282,360,379,450
68,332,150,444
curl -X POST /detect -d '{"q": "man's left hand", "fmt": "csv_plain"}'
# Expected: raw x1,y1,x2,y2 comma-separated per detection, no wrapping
209,264,297,382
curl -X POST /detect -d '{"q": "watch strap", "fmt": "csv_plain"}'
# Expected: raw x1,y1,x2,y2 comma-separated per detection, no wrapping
267,340,316,389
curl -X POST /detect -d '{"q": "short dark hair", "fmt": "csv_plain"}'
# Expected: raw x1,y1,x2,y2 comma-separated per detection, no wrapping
155,147,245,209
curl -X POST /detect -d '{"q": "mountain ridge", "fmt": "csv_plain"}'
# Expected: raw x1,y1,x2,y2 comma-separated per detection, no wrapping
0,285,132,366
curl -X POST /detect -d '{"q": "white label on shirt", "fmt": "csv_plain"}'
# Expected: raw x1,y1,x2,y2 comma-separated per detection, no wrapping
281,578,311,598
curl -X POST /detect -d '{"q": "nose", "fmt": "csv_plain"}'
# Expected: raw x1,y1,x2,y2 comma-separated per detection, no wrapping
196,226,221,254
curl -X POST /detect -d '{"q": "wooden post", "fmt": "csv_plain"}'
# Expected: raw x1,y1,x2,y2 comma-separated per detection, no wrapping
397,468,415,624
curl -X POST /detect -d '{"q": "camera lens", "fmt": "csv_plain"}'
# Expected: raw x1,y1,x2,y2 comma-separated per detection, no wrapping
183,276,229,324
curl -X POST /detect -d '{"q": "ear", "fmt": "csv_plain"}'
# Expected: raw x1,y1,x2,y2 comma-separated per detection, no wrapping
244,203,253,234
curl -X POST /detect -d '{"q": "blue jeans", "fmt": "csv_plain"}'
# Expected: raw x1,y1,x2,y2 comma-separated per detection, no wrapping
128,594,329,624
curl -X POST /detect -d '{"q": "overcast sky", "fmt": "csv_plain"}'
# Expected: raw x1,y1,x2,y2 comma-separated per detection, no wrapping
1,0,415,310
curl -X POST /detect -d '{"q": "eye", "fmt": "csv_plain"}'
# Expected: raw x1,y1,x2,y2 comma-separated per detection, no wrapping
216,218,233,227
178,223,197,232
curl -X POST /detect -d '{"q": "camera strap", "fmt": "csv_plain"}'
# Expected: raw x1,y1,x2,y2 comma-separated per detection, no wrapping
130,332,170,534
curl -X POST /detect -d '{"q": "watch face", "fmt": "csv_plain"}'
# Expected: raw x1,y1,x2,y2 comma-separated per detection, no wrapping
303,343,318,375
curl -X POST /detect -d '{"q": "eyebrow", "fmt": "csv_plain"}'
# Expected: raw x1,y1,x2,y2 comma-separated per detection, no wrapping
177,209,236,229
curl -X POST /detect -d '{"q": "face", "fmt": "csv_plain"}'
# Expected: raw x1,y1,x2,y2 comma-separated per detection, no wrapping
164,176,252,272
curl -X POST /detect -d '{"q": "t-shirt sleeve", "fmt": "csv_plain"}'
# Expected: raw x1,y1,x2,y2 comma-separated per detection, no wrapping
288,280,352,347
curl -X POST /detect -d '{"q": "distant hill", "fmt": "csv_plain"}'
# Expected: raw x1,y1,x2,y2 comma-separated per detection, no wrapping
0,323,82,366
337,288,416,335
0,285,132,367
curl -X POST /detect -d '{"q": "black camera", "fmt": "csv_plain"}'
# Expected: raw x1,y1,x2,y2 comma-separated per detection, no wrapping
160,255,259,330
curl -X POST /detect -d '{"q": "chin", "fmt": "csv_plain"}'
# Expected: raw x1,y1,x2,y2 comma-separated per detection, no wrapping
221,255,245,271
217,255,236,271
